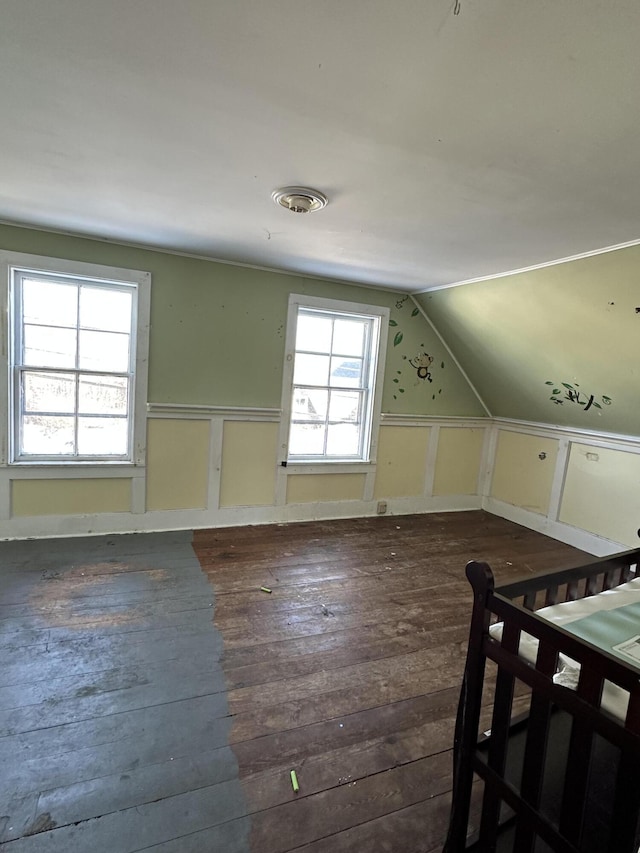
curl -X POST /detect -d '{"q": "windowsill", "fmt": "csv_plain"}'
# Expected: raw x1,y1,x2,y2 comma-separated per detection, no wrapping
9,460,138,466
283,460,376,475
4,461,145,478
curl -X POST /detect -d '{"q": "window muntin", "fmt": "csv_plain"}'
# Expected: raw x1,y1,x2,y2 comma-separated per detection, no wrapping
11,269,137,462
287,306,382,462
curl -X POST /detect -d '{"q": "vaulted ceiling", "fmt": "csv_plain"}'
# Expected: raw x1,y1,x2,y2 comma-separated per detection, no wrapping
2,0,640,291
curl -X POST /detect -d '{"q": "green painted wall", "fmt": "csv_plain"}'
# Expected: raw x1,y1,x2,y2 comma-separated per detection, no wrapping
0,224,483,415
383,296,485,415
415,244,640,436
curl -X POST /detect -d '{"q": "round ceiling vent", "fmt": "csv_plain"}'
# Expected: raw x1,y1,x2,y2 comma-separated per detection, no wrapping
272,186,328,214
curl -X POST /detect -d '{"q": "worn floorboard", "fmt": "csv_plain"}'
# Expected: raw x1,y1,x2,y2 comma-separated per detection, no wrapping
0,532,249,852
0,512,588,851
195,511,589,853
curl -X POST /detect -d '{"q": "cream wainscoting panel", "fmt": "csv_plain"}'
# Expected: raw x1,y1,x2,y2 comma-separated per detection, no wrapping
286,473,366,504
490,430,558,515
373,426,430,499
146,419,210,511
559,443,640,548
219,421,279,507
433,427,485,496
12,478,131,517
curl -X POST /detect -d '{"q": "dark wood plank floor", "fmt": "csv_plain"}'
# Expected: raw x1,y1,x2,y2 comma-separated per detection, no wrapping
0,512,589,852
194,511,589,853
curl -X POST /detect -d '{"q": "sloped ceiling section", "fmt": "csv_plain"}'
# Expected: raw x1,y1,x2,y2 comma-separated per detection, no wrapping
414,245,640,436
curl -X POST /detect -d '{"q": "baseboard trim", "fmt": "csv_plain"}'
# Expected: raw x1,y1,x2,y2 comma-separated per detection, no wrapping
482,497,627,557
0,494,483,541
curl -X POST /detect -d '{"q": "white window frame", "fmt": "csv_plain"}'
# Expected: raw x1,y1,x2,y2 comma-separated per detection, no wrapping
279,293,389,466
0,250,151,466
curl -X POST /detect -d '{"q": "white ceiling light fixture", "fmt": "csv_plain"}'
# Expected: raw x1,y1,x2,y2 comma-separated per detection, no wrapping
272,186,328,214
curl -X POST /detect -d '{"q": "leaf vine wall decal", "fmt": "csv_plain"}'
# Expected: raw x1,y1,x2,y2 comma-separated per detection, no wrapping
545,381,612,411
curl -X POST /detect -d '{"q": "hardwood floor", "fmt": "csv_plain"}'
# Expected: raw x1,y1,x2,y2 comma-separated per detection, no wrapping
0,512,589,851
194,511,589,853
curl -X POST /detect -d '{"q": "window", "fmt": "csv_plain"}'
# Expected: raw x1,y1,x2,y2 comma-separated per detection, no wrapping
282,295,389,463
1,252,150,464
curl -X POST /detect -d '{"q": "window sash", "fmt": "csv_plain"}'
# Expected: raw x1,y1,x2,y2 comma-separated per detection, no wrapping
11,270,138,462
287,307,380,462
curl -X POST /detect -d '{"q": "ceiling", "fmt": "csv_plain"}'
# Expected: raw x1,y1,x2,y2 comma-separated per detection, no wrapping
2,0,640,292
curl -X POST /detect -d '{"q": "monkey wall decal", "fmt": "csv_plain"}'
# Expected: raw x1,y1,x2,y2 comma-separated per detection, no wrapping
409,351,434,381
